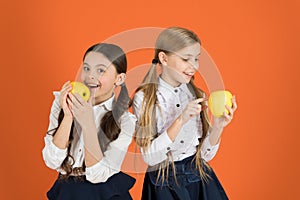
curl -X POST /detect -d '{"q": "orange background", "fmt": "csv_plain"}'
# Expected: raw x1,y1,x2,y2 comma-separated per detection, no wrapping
1,0,299,199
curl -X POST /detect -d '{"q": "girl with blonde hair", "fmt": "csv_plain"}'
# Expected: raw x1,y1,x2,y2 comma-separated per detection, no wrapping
133,27,237,199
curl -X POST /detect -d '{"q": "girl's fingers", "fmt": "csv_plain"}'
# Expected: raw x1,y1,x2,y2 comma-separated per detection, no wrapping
87,96,93,106
67,97,74,112
225,105,233,116
60,84,72,95
223,111,232,121
62,80,71,88
66,100,75,117
61,81,71,91
194,97,208,104
73,93,86,106
68,93,89,111
67,93,80,110
201,105,208,111
186,106,202,116
232,95,237,111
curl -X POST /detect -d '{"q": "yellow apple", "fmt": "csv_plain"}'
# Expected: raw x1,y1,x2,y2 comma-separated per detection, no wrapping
70,81,90,101
208,90,233,117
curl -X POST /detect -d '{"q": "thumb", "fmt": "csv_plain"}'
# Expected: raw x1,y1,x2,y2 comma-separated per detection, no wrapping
87,96,94,106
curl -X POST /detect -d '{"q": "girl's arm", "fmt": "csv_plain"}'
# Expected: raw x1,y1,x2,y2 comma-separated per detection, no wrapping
84,113,136,183
66,93,103,168
200,96,238,161
52,116,73,149
133,91,204,166
42,89,72,170
82,122,103,167
209,96,237,145
133,91,173,166
166,98,205,141
68,93,135,183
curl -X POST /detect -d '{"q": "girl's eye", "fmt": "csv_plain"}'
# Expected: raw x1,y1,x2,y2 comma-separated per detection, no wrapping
83,66,90,71
195,58,199,62
97,68,105,73
182,58,189,62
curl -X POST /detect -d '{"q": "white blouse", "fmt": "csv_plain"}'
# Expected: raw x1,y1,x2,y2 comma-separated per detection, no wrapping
133,77,220,166
42,92,136,183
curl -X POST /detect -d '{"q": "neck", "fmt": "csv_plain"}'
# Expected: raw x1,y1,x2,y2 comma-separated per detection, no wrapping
93,93,113,106
160,73,181,87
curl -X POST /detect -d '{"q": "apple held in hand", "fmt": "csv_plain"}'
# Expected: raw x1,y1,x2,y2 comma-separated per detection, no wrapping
70,81,90,101
208,90,233,117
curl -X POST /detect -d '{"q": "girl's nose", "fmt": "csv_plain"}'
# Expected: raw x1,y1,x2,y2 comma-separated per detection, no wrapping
89,73,96,80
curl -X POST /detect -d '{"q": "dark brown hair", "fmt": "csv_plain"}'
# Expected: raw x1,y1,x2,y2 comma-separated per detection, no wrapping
49,43,130,179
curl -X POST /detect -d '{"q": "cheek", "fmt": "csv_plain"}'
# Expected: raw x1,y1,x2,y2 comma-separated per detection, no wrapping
171,62,185,73
79,71,85,81
98,75,115,87
169,59,184,71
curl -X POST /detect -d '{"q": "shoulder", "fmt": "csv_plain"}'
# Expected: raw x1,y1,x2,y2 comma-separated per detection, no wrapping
118,112,136,135
52,91,61,103
120,111,137,124
50,91,61,111
133,90,144,102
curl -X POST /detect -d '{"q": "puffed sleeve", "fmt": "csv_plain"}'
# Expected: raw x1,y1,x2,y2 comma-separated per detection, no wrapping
133,91,173,166
42,92,68,170
85,112,136,183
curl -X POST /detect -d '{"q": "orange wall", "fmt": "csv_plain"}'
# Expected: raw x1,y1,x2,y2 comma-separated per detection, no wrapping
0,0,299,199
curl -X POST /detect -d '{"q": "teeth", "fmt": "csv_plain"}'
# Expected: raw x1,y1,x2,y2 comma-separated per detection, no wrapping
184,72,194,76
87,83,100,88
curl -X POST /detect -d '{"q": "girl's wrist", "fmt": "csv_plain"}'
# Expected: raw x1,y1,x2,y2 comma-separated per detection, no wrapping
212,123,224,133
175,115,184,127
81,122,97,134
63,115,73,122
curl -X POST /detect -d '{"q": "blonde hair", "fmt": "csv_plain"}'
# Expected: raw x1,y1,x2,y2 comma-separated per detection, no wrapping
134,27,212,183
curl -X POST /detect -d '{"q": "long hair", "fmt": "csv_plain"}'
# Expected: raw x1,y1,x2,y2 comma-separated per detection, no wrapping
134,27,211,183
48,43,130,179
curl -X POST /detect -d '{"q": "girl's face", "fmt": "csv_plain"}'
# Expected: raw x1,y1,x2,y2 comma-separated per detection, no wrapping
80,51,121,105
159,42,200,87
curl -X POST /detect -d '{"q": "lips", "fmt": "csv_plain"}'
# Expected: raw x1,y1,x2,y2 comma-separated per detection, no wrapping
84,82,101,89
183,72,194,78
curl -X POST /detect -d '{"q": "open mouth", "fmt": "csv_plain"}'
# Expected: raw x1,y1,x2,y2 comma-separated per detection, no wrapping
183,72,194,77
84,82,101,89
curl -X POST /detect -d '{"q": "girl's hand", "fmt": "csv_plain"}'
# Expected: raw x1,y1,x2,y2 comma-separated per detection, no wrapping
67,93,95,129
213,95,237,129
179,98,206,125
59,81,73,118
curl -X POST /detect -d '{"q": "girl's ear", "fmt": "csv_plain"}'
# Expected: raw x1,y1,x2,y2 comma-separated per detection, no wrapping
115,73,126,86
158,52,168,66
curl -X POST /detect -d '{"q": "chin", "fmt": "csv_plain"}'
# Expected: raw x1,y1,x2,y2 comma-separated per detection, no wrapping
182,78,192,84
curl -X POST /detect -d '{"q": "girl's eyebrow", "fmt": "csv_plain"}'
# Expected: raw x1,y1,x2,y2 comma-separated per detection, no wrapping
181,53,201,57
83,62,108,68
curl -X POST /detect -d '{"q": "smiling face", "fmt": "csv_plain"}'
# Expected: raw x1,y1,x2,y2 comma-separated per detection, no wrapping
80,51,120,105
159,42,201,87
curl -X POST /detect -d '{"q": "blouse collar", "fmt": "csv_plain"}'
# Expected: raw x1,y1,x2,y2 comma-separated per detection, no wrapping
158,76,189,94
94,94,115,111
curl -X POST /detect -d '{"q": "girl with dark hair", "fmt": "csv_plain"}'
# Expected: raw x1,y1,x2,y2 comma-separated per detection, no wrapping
133,27,237,200
42,43,135,200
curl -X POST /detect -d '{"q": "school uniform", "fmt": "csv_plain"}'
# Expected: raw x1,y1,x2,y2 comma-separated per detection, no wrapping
42,92,136,200
133,77,228,200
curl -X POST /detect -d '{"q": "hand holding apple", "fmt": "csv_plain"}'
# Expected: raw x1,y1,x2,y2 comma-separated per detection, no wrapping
209,90,237,129
208,90,233,117
70,81,90,101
